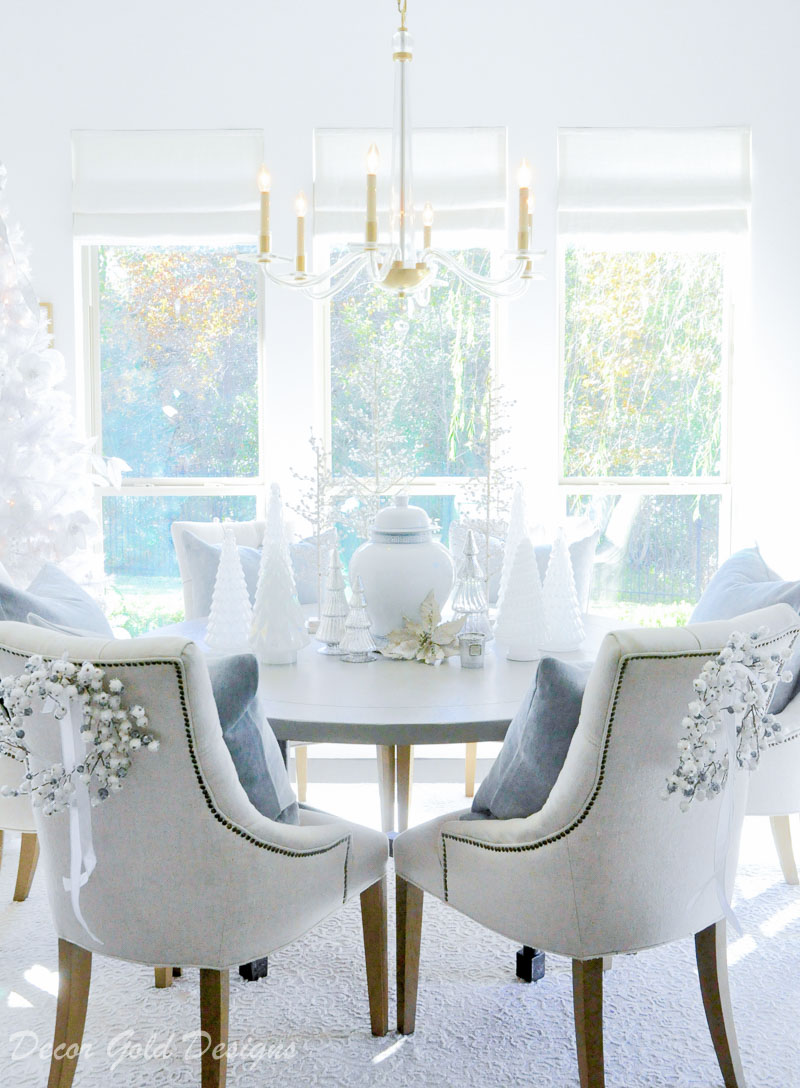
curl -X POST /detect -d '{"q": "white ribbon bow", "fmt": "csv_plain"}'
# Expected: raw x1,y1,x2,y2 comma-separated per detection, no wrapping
43,693,103,946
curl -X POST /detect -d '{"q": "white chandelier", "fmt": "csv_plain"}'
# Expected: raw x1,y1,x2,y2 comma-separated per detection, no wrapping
244,0,543,302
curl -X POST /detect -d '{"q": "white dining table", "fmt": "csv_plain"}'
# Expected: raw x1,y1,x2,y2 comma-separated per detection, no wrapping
259,614,619,832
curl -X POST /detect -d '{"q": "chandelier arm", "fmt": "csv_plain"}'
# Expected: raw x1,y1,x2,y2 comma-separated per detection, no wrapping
427,249,527,292
300,253,375,301
260,249,368,291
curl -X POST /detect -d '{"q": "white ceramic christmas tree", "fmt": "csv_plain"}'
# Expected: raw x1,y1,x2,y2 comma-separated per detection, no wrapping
338,576,378,663
316,541,349,655
451,528,492,638
496,482,529,612
542,528,585,651
250,484,309,665
493,536,546,661
206,523,253,653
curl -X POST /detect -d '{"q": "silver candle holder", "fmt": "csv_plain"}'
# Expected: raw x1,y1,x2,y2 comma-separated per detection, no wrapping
459,632,487,669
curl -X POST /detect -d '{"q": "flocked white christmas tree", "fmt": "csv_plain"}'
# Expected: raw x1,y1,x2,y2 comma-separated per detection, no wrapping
542,528,585,651
0,162,105,583
206,522,253,653
451,528,492,639
250,484,309,665
315,539,349,655
493,535,547,660
496,481,529,613
338,576,378,663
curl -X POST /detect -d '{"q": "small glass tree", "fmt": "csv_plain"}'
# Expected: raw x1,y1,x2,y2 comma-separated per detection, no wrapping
339,576,378,663
315,540,349,654
451,528,492,638
206,522,253,653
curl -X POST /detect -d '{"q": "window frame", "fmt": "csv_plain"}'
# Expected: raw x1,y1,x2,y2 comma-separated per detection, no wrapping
556,229,743,566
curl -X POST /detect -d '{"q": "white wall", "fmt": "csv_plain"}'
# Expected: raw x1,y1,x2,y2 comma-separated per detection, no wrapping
1,0,799,571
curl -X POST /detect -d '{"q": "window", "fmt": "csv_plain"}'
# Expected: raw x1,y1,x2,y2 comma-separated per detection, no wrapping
315,128,506,559
558,129,750,621
74,131,264,632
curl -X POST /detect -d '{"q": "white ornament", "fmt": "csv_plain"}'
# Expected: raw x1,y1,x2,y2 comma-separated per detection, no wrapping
541,528,585,652
496,482,529,611
494,536,546,661
206,523,253,653
250,484,309,665
451,529,492,639
316,541,349,655
339,576,378,663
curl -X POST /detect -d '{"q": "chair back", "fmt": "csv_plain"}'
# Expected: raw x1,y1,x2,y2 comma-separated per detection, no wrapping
0,621,309,966
528,603,798,952
171,519,265,619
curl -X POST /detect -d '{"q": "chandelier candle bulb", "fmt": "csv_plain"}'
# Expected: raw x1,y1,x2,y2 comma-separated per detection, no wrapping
295,191,307,274
258,165,271,255
423,202,433,249
366,144,379,246
517,159,532,252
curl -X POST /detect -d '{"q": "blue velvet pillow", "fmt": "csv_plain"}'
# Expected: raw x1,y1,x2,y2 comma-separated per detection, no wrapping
691,547,800,713
181,530,330,614
207,653,299,825
0,563,113,635
464,657,592,821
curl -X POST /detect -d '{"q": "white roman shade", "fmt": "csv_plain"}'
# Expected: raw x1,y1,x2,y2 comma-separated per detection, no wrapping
314,127,506,239
72,129,264,240
558,127,751,235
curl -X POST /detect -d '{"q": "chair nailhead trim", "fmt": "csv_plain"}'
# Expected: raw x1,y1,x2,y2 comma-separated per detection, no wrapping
0,644,352,903
441,633,798,902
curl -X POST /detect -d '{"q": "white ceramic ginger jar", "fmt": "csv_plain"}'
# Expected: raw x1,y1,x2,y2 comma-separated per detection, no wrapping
349,497,455,637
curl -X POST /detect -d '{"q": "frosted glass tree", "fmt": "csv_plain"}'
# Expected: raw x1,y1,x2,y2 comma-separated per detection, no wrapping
316,541,349,654
542,528,585,651
496,481,529,612
493,536,546,661
206,523,253,653
339,576,378,663
250,484,309,665
0,162,103,583
451,528,492,638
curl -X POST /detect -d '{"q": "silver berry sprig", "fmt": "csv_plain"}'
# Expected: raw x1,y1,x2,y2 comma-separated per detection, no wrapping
0,654,158,815
665,628,795,812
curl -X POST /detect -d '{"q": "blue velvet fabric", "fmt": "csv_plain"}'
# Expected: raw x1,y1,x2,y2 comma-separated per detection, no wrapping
464,657,592,821
0,564,113,635
691,547,800,713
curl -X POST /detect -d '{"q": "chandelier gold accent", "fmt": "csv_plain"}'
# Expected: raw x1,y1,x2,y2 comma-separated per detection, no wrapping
244,0,543,301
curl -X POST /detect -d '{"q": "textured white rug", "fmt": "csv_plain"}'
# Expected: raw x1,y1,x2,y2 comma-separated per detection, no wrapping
1,817,800,1087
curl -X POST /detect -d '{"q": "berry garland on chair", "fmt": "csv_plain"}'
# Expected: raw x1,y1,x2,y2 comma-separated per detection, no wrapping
665,628,796,811
0,655,158,815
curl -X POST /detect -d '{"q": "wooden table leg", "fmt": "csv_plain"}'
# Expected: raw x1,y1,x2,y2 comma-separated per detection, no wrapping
376,745,396,832
465,742,477,798
294,745,308,803
397,745,413,832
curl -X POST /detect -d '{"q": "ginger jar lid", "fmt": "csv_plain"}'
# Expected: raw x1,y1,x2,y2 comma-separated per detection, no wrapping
370,496,433,543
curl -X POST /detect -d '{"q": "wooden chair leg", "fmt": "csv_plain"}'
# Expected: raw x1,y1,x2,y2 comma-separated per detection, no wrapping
769,814,799,884
396,876,424,1035
397,745,413,832
572,957,605,1088
295,744,308,803
695,921,746,1088
465,742,477,797
13,832,40,902
376,745,396,832
360,877,389,1036
47,938,92,1088
199,968,229,1088
154,967,174,988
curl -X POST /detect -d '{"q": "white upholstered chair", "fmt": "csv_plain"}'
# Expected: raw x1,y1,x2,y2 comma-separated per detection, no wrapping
0,621,389,1088
171,518,311,802
0,754,39,901
394,604,798,1087
746,693,800,883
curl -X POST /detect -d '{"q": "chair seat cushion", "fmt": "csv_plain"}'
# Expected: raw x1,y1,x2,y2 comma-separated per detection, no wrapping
465,656,592,821
0,563,113,635
691,547,800,713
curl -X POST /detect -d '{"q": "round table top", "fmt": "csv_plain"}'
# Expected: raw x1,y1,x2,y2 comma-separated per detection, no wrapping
259,614,617,746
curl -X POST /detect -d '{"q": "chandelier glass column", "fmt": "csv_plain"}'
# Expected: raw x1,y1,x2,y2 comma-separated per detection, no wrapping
245,0,543,301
